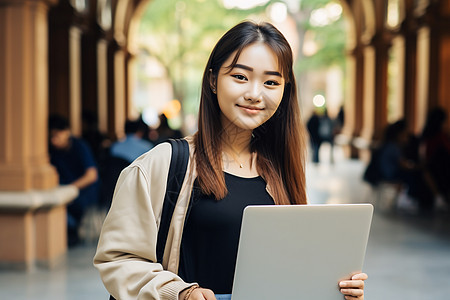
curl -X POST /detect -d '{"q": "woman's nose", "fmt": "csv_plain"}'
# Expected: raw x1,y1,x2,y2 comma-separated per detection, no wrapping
244,83,263,102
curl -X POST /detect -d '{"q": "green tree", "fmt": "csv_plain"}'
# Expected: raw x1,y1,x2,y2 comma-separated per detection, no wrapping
293,0,347,71
137,0,346,118
139,0,267,114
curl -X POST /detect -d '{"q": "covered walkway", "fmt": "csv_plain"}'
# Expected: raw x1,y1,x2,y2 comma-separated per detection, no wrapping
1,0,450,276
1,148,449,299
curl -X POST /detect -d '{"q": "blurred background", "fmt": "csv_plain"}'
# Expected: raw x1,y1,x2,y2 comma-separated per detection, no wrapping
0,0,449,299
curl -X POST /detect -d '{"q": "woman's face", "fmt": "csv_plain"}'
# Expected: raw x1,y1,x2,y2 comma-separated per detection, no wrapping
215,42,285,131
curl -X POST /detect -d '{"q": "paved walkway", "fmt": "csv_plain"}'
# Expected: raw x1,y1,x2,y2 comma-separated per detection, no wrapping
306,148,450,299
1,146,449,299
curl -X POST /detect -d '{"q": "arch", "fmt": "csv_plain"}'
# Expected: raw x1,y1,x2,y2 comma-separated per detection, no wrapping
339,0,357,50
114,0,129,45
386,0,406,29
124,0,152,119
361,0,376,43
127,0,152,55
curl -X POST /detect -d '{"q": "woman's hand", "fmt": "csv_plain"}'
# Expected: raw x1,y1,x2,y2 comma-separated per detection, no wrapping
179,287,216,300
339,273,368,299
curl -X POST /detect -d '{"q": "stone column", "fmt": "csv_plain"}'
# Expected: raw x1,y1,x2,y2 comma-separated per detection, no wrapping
349,45,366,159
113,47,127,138
97,38,109,134
0,0,76,270
436,4,450,124
371,35,390,141
0,0,59,191
345,0,369,159
416,26,431,133
361,45,376,146
106,39,127,140
438,33,450,125
403,29,418,133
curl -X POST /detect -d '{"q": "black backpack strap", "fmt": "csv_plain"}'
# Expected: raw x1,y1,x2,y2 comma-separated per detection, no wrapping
156,138,190,263
109,139,189,300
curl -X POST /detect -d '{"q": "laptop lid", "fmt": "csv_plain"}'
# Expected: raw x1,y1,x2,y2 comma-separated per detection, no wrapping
231,204,373,300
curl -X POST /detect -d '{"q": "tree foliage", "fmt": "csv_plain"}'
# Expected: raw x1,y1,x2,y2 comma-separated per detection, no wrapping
137,0,346,113
138,0,267,112
295,0,347,72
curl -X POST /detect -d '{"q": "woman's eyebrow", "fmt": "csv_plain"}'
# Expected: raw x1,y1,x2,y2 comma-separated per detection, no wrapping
234,64,282,77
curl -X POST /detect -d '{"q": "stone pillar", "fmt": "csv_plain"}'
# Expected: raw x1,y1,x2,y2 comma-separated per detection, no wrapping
35,204,67,268
372,35,390,141
0,211,34,269
436,4,450,125
106,39,118,139
0,187,78,269
106,39,127,140
439,33,450,127
361,45,376,146
0,0,59,191
0,0,77,270
403,27,418,133
97,39,109,134
350,46,366,158
68,25,83,136
416,26,430,133
113,47,127,138
345,0,368,159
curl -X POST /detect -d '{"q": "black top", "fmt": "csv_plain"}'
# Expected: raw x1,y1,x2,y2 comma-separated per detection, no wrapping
178,172,274,294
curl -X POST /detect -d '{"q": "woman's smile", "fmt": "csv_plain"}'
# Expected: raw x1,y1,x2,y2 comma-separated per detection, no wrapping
236,104,264,115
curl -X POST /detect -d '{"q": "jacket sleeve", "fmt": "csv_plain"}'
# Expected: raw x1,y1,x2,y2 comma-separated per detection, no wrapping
93,143,192,299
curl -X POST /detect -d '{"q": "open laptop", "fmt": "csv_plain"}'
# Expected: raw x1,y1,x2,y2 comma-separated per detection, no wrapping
230,204,373,300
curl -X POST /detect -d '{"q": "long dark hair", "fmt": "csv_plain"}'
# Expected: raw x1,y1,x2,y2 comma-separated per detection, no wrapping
194,21,307,205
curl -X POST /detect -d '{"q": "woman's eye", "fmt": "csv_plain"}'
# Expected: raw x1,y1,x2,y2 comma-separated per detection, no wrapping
232,74,247,81
265,80,280,86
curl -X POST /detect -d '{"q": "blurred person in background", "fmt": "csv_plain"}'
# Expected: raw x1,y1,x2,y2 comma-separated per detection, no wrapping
318,108,336,164
49,114,99,246
306,110,321,163
110,118,154,163
421,107,450,208
155,113,183,145
98,119,154,209
375,120,435,212
82,110,111,165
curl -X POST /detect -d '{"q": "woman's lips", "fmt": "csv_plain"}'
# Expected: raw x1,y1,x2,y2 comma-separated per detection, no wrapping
237,104,264,114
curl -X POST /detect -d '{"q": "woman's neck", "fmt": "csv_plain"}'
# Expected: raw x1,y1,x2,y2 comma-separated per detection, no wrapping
222,130,252,155
220,119,258,177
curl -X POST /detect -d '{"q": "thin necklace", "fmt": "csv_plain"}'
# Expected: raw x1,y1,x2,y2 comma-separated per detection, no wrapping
224,149,249,169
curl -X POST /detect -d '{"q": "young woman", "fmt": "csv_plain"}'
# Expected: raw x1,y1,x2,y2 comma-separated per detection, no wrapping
94,21,367,300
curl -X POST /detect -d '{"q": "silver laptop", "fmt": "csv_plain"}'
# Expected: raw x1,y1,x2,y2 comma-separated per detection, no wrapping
231,204,373,300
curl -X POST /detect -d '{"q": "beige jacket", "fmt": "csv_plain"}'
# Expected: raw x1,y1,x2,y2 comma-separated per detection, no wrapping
94,140,198,300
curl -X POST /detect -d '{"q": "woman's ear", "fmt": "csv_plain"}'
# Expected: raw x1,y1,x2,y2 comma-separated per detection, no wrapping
209,69,217,94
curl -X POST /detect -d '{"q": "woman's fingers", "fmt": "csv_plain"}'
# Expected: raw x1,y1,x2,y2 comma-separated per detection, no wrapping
340,279,365,289
338,273,367,299
340,287,364,297
201,289,217,300
190,288,217,300
352,273,368,280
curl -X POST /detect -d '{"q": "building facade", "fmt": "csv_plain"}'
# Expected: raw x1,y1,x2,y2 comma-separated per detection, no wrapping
0,0,449,268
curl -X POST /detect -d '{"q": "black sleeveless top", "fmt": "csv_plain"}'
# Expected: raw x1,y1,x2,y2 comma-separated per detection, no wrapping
178,172,274,294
